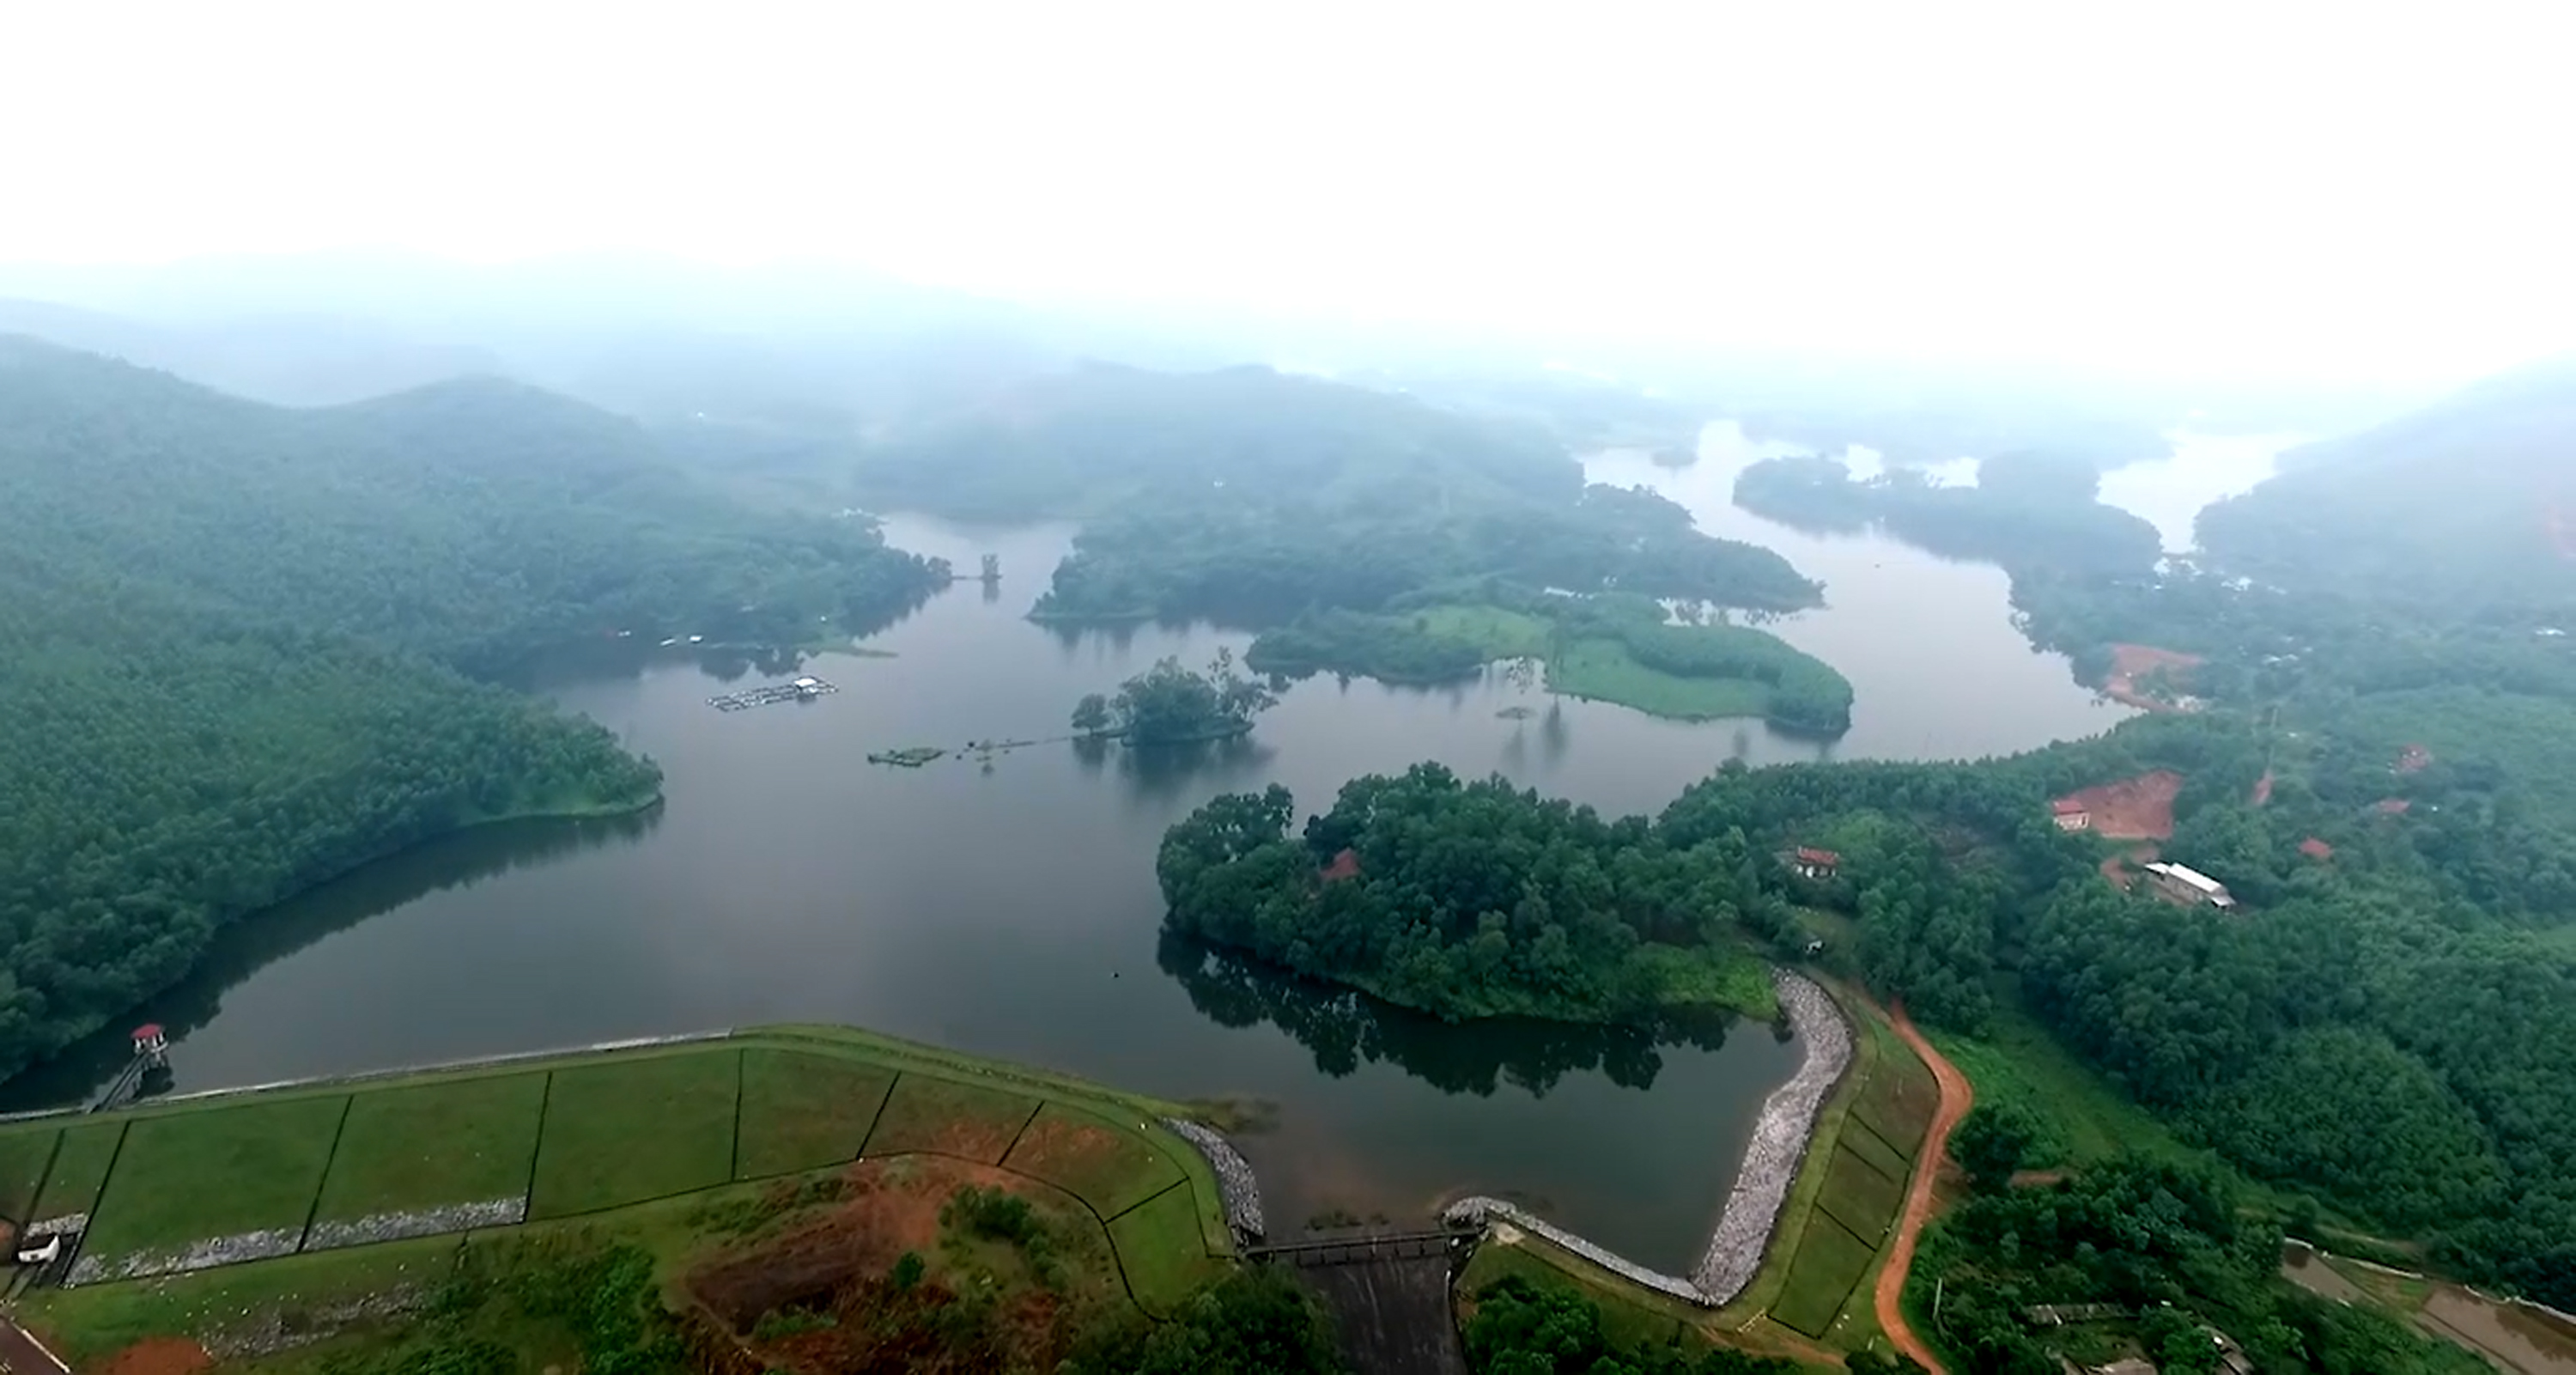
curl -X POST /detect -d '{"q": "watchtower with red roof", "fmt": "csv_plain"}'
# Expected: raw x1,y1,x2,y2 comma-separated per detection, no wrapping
131,1023,168,1067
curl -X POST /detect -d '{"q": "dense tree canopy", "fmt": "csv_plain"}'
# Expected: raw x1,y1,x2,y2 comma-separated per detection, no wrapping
1461,1274,1797,1375
0,338,945,1080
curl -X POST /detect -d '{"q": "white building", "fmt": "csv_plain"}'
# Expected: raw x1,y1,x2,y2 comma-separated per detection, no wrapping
2143,861,2237,911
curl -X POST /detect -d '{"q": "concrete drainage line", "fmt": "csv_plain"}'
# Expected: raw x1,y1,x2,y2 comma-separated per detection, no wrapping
1693,970,1854,1304
1443,1196,1711,1306
1163,1117,1267,1242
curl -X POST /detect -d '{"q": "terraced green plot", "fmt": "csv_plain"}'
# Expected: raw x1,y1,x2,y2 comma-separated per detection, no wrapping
1814,1144,1905,1242
0,1129,58,1221
1770,1214,1876,1338
531,1055,739,1218
1107,1183,1227,1317
862,1074,1041,1165
735,1049,894,1179
1002,1103,1184,1219
313,1074,546,1221
84,1097,348,1263
32,1121,125,1222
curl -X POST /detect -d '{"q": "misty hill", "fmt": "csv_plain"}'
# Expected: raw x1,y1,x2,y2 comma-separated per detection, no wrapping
0,337,945,671
2197,360,2576,609
856,362,1582,520
858,362,1822,623
0,338,945,1079
0,296,501,406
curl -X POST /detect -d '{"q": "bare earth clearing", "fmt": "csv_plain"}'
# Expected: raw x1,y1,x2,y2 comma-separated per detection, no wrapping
2103,644,2203,711
2055,770,2184,841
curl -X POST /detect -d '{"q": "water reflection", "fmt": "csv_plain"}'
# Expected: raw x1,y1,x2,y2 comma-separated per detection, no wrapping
1156,933,1742,1098
1115,734,1279,805
0,808,661,1112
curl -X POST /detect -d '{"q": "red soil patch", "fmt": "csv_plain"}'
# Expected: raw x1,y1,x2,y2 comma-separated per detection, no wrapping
690,1156,1027,1326
2377,798,2414,816
2104,643,2204,712
2054,770,2184,842
2251,770,2275,806
2300,837,2335,861
2396,745,2434,775
93,1338,214,1375
1321,848,1361,882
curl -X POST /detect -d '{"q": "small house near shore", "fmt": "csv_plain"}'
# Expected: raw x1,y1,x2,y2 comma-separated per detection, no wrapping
2051,798,2092,831
1789,848,1841,880
2144,861,2237,911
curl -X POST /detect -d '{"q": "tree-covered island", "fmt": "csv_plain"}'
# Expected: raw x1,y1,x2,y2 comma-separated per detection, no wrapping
1072,650,1278,745
862,365,1850,730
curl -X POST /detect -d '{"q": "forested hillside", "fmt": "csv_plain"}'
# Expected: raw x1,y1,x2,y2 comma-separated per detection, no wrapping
2197,357,2576,610
0,337,946,1080
860,363,1822,624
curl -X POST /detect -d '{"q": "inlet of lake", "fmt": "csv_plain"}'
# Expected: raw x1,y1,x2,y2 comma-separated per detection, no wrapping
0,428,2281,1273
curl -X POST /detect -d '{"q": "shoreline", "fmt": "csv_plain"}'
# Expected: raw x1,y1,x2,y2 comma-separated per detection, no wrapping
0,789,664,1101
1447,968,1854,1306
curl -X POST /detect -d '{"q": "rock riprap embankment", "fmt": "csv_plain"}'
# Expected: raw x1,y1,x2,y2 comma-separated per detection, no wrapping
1447,970,1854,1308
1692,970,1852,1302
1163,1116,1267,1241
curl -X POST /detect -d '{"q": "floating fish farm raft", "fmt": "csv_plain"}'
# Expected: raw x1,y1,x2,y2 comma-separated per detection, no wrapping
708,677,836,712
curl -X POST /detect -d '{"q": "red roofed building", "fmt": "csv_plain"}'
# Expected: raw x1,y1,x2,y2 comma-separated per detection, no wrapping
1320,849,1362,883
1791,847,1841,879
2050,799,2093,831
2395,745,2433,775
2376,798,2414,817
2299,837,2334,861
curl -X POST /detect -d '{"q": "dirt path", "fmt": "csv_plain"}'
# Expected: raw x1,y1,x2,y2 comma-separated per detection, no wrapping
0,1317,75,1372
1874,1005,1973,1375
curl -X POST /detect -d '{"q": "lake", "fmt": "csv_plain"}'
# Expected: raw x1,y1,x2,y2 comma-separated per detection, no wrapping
0,428,2252,1271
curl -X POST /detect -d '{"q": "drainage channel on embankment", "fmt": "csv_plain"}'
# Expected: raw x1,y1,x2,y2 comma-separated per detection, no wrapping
1444,969,1855,1307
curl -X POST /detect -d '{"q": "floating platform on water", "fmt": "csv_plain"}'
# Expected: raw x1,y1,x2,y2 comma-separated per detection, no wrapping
867,746,945,767
708,677,836,712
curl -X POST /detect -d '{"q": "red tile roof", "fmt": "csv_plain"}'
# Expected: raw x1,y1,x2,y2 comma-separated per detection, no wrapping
2051,799,2088,815
2299,837,2335,861
1321,849,1361,882
1795,847,1840,866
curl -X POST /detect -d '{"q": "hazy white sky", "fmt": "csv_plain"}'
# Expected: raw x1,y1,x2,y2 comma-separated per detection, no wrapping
5,1,2569,382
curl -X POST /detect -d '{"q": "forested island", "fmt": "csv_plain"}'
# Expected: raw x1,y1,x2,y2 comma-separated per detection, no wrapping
0,338,946,1080
1732,450,2166,579
856,365,1847,727
1072,651,1278,745
1244,587,1854,733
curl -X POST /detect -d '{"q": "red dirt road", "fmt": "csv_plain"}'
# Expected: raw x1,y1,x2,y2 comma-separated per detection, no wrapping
1874,1006,1973,1375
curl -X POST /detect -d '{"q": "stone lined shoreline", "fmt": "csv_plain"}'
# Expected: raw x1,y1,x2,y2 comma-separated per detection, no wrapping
1449,969,1854,1307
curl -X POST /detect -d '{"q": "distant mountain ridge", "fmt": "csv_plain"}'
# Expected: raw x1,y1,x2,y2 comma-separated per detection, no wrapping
2197,356,2576,607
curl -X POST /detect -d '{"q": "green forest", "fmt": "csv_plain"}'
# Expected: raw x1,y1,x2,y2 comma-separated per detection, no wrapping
1732,451,2166,580
856,362,1820,630
0,337,946,1080
1158,764,1783,1025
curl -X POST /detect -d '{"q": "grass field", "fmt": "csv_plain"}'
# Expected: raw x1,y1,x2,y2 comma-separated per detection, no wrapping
313,1074,546,1221
1549,639,1776,721
83,1097,349,1263
33,1121,126,1223
735,1048,895,1179
1771,1214,1877,1338
1106,1182,1228,1317
1415,604,1554,660
1002,1103,1185,1219
0,1128,58,1221
1814,1144,1905,1243
1631,943,1779,1019
1850,1033,1938,1157
863,1074,1042,1165
530,1054,742,1218
1837,1116,1910,1183
1929,1004,2180,1169
3,1027,1239,1371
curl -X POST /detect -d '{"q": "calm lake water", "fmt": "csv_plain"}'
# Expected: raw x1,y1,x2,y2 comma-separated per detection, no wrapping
1,427,2263,1269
